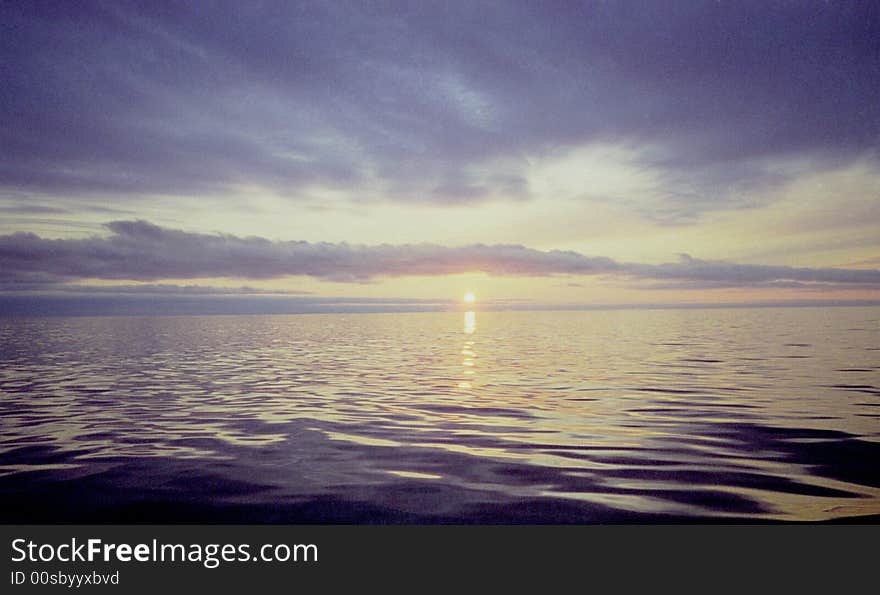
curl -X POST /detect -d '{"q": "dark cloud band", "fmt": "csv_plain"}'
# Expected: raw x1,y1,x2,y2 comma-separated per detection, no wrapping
1,221,877,290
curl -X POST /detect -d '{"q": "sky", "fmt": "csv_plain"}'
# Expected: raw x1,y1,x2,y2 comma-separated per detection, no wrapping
1,1,879,312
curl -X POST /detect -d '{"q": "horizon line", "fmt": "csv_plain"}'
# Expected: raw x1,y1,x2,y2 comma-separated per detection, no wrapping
1,294,879,317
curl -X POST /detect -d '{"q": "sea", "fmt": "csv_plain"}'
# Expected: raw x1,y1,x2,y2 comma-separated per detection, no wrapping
1,306,878,523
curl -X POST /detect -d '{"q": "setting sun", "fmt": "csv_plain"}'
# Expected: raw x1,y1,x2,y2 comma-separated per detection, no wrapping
463,292,476,304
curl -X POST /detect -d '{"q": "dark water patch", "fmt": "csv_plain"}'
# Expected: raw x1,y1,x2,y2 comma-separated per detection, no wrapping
626,406,755,419
829,384,878,390
380,412,425,422
488,463,587,486
800,416,839,420
155,473,276,498
117,436,167,445
168,437,235,450
602,468,857,499
410,405,535,419
695,422,880,489
826,384,880,395
794,439,880,489
5,417,64,429
75,432,124,441
638,401,757,410
0,444,93,465
82,459,279,499
688,401,757,409
646,489,766,514
0,436,47,445
704,423,852,442
634,387,702,395
585,456,687,467
506,443,649,452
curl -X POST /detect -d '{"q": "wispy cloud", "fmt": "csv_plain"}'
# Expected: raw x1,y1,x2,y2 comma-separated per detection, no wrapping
1,221,877,291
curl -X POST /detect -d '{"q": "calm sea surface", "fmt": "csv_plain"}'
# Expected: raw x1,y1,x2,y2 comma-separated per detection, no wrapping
1,307,878,522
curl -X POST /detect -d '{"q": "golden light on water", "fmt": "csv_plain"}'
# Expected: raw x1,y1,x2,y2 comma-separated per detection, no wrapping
460,310,477,390
464,310,476,334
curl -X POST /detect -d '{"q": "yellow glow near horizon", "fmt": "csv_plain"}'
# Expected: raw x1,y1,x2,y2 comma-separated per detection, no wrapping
463,292,476,303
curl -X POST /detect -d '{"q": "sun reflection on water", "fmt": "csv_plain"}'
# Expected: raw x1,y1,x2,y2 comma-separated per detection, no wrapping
463,310,476,334
460,311,477,389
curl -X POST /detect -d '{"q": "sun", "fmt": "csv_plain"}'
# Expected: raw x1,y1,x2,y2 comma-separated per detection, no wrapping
463,292,476,304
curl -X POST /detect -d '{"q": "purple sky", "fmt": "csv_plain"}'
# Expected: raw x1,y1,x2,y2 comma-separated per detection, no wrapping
1,1,878,308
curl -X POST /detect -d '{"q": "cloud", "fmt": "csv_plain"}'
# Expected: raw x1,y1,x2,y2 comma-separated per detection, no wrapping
1,2,878,220
0,204,69,215
625,254,880,287
0,220,619,285
633,280,880,292
20,283,315,297
1,221,877,291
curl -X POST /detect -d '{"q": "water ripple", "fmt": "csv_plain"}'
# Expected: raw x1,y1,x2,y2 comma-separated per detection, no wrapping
1,307,878,522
